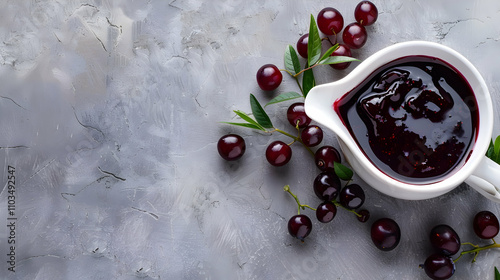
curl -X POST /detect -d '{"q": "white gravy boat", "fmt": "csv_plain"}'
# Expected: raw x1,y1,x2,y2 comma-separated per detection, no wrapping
305,41,500,202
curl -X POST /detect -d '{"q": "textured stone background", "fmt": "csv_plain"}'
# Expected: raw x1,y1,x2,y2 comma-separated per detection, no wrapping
0,0,500,279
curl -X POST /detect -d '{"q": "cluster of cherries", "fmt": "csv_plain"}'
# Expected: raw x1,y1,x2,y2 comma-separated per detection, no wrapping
216,102,325,166
218,1,500,278
422,211,500,279
218,1,405,253
219,116,402,251
287,166,402,254
297,1,378,70
255,0,379,93
284,137,369,239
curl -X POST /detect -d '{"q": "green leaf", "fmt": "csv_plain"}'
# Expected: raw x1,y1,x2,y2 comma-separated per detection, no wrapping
495,267,500,280
220,122,264,130
265,91,303,106
302,68,315,97
307,14,322,67
233,110,265,131
284,45,301,76
318,56,360,65
487,145,495,159
317,44,339,63
250,94,273,128
487,138,495,159
334,162,354,181
494,135,500,163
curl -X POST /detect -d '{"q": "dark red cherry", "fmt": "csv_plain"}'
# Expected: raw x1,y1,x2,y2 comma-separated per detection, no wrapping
296,33,309,58
357,209,370,223
371,218,401,251
342,22,367,49
329,43,352,70
315,146,341,171
423,254,455,280
313,171,341,201
288,214,312,241
317,7,344,36
265,141,292,166
339,184,365,210
287,102,311,128
316,202,337,223
354,1,379,26
429,225,461,256
217,134,246,161
301,125,323,147
256,64,282,91
473,211,499,239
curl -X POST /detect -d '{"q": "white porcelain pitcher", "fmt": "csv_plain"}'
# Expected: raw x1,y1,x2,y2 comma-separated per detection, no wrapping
305,41,500,202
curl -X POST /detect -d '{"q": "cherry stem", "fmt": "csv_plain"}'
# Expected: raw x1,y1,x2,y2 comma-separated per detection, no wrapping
294,76,304,95
283,185,316,215
453,239,500,263
293,64,320,78
274,128,315,156
280,69,305,96
283,185,362,219
291,43,340,78
322,35,336,46
331,200,362,218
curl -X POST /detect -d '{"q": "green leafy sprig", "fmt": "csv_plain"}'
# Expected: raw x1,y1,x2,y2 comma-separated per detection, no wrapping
264,91,302,107
222,14,360,178
486,135,500,164
222,94,274,132
270,14,359,106
222,94,312,153
222,93,353,178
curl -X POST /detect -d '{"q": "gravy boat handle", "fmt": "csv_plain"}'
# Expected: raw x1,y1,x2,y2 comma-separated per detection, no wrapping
306,41,498,202
465,157,500,203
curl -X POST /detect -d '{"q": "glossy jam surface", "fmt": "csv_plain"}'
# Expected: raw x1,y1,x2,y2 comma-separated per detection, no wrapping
335,56,478,183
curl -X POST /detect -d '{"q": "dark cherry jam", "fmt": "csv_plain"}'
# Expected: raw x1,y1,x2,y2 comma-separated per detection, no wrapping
335,56,479,183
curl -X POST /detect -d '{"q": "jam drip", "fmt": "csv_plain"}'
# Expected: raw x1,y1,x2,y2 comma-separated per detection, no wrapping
337,57,478,182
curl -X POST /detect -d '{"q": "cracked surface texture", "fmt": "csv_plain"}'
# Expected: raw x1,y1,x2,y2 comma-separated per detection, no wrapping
0,0,500,279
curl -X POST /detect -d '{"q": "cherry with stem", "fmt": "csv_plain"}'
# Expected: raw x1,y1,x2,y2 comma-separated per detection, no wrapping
284,185,363,219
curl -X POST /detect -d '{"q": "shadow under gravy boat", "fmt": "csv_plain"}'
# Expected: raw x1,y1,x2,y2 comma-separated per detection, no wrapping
305,41,500,202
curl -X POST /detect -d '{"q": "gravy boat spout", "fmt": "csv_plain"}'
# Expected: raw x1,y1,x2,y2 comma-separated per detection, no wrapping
304,41,500,202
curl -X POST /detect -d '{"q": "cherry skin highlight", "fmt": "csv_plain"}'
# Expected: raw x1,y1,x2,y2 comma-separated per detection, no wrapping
315,146,341,171
342,22,367,49
357,209,370,223
473,211,500,239
313,171,341,201
429,224,461,256
301,125,323,147
288,214,312,241
423,254,455,280
339,184,365,210
316,201,337,223
317,7,344,36
256,64,283,91
217,134,246,161
371,218,401,251
354,1,379,26
287,102,311,128
296,33,309,58
266,141,292,166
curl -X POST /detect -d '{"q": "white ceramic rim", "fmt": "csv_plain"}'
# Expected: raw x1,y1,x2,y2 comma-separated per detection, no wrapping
307,41,493,197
